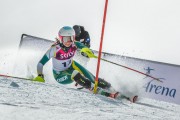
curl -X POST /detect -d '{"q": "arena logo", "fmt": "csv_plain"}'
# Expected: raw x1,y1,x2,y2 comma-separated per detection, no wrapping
144,80,176,98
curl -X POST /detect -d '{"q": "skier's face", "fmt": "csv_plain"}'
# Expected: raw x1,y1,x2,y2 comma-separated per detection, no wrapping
62,36,73,47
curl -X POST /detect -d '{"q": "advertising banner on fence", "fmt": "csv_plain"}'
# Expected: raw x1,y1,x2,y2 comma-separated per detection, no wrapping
20,34,180,105
101,53,180,105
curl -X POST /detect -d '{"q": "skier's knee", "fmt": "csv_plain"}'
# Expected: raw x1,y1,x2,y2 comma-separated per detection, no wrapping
71,70,91,89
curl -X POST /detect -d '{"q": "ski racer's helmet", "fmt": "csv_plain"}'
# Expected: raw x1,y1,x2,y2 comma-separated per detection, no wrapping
58,26,75,47
73,25,81,37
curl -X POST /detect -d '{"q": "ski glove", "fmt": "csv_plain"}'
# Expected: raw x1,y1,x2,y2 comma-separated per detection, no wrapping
33,74,45,83
80,48,95,58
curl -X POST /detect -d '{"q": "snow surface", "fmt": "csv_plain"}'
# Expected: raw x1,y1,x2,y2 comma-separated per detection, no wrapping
0,49,180,120
0,77,180,120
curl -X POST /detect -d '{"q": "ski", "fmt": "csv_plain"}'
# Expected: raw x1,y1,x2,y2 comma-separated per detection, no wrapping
75,84,138,103
102,86,139,103
117,94,138,103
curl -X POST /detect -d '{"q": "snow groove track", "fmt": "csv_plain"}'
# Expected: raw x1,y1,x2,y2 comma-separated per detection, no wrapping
0,77,180,120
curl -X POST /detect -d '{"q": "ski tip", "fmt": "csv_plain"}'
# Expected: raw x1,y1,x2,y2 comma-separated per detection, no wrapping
114,92,120,99
131,95,138,103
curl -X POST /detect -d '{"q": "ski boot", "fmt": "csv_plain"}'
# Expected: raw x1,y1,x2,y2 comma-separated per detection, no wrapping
95,87,120,99
108,92,120,99
102,91,120,99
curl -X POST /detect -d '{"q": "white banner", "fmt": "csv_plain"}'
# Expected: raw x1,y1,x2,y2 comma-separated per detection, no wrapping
20,34,180,105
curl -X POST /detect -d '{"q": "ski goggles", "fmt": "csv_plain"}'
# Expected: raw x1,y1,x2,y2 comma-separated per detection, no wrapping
60,36,73,43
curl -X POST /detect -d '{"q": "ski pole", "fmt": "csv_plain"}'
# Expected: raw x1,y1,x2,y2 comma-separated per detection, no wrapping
87,51,163,83
99,58,163,82
80,48,163,82
0,74,32,81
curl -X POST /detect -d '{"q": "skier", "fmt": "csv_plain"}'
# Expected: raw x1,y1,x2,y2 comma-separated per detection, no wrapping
34,26,118,98
73,25,91,48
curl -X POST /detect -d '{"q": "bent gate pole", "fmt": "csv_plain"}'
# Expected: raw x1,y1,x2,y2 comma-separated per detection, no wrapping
94,0,109,93
0,74,32,81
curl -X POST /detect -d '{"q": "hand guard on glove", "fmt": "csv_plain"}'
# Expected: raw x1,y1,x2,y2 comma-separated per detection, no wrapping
33,74,45,83
80,48,95,58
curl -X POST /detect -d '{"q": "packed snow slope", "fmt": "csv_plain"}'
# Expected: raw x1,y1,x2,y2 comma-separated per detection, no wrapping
0,48,180,120
0,77,180,120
